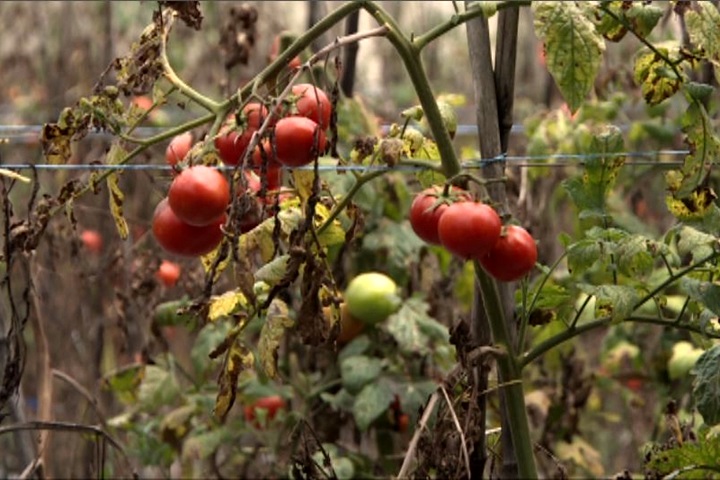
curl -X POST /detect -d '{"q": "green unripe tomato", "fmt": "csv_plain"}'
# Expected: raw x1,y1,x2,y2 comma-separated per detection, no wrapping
344,272,401,325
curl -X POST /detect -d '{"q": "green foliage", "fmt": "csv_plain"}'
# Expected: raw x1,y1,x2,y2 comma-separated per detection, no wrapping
686,3,720,84
693,345,720,426
645,431,720,479
533,1,605,112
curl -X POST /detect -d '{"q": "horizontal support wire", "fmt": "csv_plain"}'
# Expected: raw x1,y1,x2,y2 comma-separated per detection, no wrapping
0,124,689,170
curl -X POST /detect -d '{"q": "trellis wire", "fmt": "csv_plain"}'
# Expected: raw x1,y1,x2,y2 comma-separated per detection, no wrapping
1,124,689,170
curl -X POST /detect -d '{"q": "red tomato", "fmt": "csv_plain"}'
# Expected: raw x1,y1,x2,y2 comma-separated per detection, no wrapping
80,229,103,254
131,95,153,111
479,225,537,281
397,413,410,433
155,260,181,287
437,202,502,259
152,198,225,257
165,132,193,167
274,117,326,167
168,165,230,227
215,103,269,166
270,35,302,70
409,186,470,245
291,83,332,130
244,395,286,428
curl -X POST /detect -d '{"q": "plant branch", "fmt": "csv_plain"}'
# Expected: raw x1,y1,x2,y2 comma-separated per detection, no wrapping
414,0,531,51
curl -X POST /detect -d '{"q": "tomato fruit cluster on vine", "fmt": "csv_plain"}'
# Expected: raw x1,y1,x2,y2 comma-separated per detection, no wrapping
153,84,332,257
409,186,537,282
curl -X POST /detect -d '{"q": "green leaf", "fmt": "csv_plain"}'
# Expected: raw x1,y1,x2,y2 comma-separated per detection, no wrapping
676,226,717,263
340,355,384,395
353,381,395,431
645,433,720,478
681,278,720,318
385,298,439,355
182,428,229,462
567,238,602,275
362,220,425,279
668,341,704,381
693,345,720,426
338,335,372,363
533,1,605,112
258,299,294,379
686,2,720,84
615,234,659,278
138,365,180,411
587,284,638,323
255,254,290,287
563,125,625,219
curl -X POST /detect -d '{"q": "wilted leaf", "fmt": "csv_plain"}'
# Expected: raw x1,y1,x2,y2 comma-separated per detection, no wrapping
595,1,663,42
214,339,254,421
258,298,294,379
340,355,384,394
106,145,129,240
633,45,683,106
208,290,248,321
693,344,720,426
162,1,203,30
533,1,605,112
353,381,395,431
291,169,316,205
255,255,290,287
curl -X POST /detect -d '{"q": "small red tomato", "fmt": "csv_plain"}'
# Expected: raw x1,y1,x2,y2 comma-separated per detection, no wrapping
168,165,230,227
215,103,270,166
274,117,327,167
80,229,103,254
152,198,225,257
291,83,332,130
437,202,502,259
165,132,193,167
156,260,181,287
244,395,286,428
480,225,537,282
397,413,410,433
409,186,470,245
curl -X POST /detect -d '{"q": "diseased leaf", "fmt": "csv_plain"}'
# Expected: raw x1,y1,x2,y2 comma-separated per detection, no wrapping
686,2,720,84
533,1,605,112
214,339,254,421
353,381,395,431
106,143,129,240
595,1,663,42
633,44,683,106
340,355,384,395
586,284,638,323
681,278,720,318
567,238,602,275
385,298,435,355
255,254,290,287
693,345,720,426
258,298,294,379
676,226,717,263
208,290,248,321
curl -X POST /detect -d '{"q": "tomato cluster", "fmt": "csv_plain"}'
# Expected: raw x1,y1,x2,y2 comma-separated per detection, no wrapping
409,186,537,282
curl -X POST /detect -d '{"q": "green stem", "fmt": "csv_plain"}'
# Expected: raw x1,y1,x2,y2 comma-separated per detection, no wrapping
522,314,720,368
473,262,537,479
414,0,531,51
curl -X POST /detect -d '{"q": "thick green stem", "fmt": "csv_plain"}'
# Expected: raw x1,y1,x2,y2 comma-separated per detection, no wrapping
474,262,537,479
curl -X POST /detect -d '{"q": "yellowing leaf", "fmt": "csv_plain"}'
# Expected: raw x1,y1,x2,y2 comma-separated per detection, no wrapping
291,169,317,204
214,339,254,421
208,290,248,321
258,298,294,379
314,203,345,247
200,241,231,279
533,1,605,112
106,143,129,239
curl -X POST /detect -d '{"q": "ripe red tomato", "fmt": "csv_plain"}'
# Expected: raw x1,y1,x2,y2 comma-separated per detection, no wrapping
152,198,225,257
437,202,502,259
244,395,286,428
156,260,181,287
80,229,103,254
274,117,327,167
215,102,269,166
165,132,193,167
291,83,332,130
480,225,537,281
409,186,470,245
168,165,230,227
270,35,302,70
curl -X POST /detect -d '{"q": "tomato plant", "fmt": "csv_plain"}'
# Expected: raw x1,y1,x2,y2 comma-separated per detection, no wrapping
168,165,230,227
344,272,401,325
479,225,537,282
165,132,193,167
437,202,502,259
291,83,332,130
155,260,181,287
244,395,286,428
152,198,225,257
409,185,469,245
273,116,327,167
